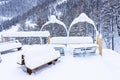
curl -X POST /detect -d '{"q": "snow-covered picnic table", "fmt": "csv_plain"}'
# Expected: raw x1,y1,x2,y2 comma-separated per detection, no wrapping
50,36,98,56
20,45,61,74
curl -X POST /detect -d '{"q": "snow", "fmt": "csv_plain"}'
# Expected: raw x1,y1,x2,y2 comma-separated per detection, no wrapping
0,1,9,5
0,16,11,22
25,20,37,28
0,46,120,80
0,41,22,52
51,36,93,44
57,0,68,5
0,24,20,42
99,33,102,38
3,24,20,32
1,31,50,37
68,44,98,49
69,13,97,34
0,8,119,80
41,15,67,33
114,37,120,53
22,45,60,69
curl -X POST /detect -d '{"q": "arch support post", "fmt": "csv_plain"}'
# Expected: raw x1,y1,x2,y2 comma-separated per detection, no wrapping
98,34,102,56
48,36,50,44
4,37,8,42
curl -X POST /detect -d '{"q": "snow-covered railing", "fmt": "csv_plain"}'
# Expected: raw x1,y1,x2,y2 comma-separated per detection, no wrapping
1,31,51,44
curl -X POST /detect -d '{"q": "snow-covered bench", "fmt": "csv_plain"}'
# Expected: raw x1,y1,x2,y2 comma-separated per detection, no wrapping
20,45,60,75
68,44,98,56
68,37,98,56
0,40,22,53
50,37,98,56
0,40,22,62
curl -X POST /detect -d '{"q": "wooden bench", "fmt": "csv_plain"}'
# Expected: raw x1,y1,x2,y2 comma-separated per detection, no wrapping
0,40,22,52
67,37,98,56
20,45,60,75
50,36,99,56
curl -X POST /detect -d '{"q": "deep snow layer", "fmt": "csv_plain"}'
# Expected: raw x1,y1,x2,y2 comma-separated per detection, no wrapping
0,46,120,80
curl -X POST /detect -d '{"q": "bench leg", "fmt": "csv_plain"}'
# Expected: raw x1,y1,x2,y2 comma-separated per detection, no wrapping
21,55,25,65
52,61,55,65
48,62,52,65
54,59,58,61
48,59,58,65
18,47,22,51
27,68,32,75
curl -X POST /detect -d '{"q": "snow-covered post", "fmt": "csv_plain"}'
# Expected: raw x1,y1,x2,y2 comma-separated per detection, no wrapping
40,15,67,44
96,31,99,45
0,53,1,63
98,34,102,56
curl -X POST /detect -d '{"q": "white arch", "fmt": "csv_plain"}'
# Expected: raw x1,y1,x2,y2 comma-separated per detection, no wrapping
68,13,97,37
40,15,67,34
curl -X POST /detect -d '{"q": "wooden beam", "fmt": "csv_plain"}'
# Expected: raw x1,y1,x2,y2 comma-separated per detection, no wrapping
48,36,50,44
98,35,102,56
4,37,8,42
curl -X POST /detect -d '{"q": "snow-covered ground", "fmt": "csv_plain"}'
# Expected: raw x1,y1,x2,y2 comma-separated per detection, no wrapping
0,46,120,80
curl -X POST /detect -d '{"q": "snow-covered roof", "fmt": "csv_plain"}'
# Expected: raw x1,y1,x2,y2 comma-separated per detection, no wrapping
1,31,50,37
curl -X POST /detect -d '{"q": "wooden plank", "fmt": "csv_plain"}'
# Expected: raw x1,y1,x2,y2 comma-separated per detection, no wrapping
25,57,60,75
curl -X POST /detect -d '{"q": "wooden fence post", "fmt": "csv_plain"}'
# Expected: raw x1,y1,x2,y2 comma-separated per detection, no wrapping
96,34,99,45
96,31,99,44
4,37,8,42
48,36,50,44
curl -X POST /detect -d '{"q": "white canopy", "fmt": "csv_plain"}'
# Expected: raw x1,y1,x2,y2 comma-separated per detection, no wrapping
68,13,97,36
40,15,67,33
